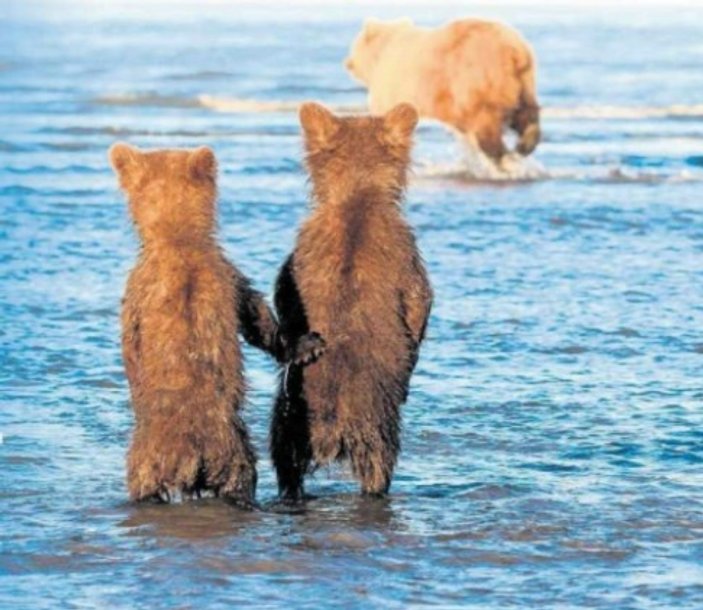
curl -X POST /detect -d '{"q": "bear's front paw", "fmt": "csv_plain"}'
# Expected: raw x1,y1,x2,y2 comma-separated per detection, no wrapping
294,331,326,365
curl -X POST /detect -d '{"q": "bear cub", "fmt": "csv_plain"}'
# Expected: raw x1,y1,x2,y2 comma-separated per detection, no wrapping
110,143,323,506
270,103,432,500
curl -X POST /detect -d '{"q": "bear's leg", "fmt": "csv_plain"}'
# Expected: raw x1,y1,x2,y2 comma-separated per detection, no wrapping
128,395,216,503
270,370,311,502
220,461,257,509
511,102,541,156
218,414,258,509
462,106,507,162
350,441,394,497
347,413,400,497
127,466,170,504
127,427,200,503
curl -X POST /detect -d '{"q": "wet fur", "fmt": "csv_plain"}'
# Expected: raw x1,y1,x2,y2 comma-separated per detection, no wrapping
112,144,298,506
271,103,432,499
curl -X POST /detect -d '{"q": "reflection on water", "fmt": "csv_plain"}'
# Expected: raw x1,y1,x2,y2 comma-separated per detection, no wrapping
2,1,703,609
119,494,398,542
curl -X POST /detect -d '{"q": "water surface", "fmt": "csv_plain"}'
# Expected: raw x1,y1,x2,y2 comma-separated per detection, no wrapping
1,2,703,608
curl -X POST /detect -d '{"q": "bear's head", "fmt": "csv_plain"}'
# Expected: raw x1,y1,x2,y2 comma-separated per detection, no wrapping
109,144,217,244
345,17,413,84
299,101,418,204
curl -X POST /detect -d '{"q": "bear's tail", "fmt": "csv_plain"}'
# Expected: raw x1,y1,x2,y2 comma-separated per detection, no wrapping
512,54,541,156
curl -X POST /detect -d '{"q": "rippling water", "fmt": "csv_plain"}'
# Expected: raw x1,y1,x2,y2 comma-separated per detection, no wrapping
2,1,703,608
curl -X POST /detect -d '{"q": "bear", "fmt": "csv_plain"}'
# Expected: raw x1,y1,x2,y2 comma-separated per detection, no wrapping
345,17,541,163
270,102,433,501
110,143,323,506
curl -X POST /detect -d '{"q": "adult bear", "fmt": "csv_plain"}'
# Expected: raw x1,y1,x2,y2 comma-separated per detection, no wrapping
345,17,541,162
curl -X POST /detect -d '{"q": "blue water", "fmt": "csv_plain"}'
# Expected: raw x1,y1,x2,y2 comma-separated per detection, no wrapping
2,1,703,608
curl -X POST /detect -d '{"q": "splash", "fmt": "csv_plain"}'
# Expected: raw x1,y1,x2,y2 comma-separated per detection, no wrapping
459,141,548,181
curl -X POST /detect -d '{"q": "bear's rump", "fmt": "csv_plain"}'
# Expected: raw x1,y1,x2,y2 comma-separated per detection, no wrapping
302,330,410,458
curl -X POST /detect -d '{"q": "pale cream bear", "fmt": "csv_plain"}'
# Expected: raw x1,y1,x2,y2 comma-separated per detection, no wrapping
345,17,541,163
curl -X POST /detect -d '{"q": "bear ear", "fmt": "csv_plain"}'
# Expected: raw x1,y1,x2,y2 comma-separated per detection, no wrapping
299,102,340,153
188,146,217,182
109,142,138,172
363,17,383,40
364,17,410,38
109,142,142,188
383,103,419,147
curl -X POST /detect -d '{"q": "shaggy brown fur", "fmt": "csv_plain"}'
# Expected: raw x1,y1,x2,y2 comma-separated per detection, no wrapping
111,143,322,506
271,103,432,500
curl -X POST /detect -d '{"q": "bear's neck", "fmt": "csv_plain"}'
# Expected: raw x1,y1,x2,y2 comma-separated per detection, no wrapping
315,183,402,211
141,232,216,253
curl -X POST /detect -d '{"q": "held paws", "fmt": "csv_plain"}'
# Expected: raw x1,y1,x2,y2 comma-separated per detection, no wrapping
293,331,326,366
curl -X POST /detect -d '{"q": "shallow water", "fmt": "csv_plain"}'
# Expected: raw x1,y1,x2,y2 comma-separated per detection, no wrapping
2,1,703,608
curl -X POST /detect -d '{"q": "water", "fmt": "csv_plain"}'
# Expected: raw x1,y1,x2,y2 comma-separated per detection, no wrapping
2,1,703,608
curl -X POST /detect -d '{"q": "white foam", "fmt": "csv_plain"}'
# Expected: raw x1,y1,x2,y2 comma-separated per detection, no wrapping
198,95,364,114
422,134,548,182
198,95,300,113
464,146,548,181
415,159,548,182
544,104,703,120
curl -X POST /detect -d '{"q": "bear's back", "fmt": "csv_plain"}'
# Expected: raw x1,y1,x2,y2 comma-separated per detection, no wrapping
294,203,416,371
368,18,533,117
125,248,242,401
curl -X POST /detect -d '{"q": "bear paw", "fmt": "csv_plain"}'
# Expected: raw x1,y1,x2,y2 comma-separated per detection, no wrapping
293,331,326,365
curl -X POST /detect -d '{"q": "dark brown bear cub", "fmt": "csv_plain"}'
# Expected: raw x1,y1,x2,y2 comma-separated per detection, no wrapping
271,102,433,500
111,143,322,506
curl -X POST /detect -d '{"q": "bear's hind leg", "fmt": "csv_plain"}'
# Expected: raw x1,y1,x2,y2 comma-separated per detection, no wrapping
270,381,311,503
127,426,201,503
470,107,507,162
346,417,399,497
349,441,394,497
216,414,258,509
220,461,257,509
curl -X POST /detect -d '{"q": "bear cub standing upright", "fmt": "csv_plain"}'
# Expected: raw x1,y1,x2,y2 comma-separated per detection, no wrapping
271,102,432,500
111,143,322,506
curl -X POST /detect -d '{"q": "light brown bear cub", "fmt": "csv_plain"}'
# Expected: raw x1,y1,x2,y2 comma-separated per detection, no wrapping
111,144,322,506
270,103,432,500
